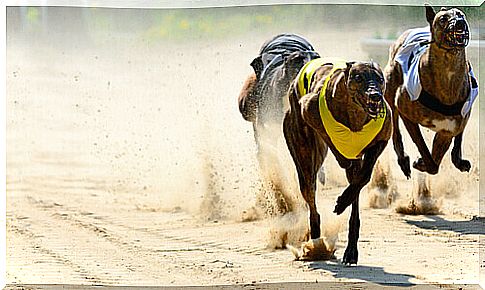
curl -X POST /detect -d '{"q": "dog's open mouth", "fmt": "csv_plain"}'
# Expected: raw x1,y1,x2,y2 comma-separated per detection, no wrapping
445,29,469,47
443,21,470,48
367,100,381,118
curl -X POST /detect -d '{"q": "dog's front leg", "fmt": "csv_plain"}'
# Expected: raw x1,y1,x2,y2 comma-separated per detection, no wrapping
334,141,388,215
334,141,387,265
413,132,455,175
400,115,438,174
451,132,471,172
343,198,360,265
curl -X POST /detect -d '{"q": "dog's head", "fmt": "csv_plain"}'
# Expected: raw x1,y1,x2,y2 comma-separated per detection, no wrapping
344,61,385,119
426,5,470,49
283,50,319,78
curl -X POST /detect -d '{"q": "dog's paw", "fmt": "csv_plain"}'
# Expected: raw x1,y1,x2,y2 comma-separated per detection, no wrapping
453,159,471,172
342,245,358,265
412,158,426,171
413,158,438,175
398,155,411,179
333,186,357,215
333,196,350,215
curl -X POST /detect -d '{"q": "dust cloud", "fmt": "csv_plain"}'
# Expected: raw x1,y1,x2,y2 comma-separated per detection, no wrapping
8,7,323,225
395,173,442,215
7,6,480,262
366,158,398,209
267,205,345,254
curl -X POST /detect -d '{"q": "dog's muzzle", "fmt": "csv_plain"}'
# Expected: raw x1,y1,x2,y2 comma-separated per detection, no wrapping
366,91,383,119
442,17,470,48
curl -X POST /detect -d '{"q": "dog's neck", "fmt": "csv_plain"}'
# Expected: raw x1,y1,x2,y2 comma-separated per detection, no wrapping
325,76,370,132
420,44,469,105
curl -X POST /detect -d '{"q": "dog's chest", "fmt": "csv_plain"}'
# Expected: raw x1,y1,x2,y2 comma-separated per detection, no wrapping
423,116,467,135
427,118,457,133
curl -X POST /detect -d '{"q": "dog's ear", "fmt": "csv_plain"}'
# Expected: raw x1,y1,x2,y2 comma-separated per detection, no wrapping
370,61,382,73
425,4,436,26
250,56,263,80
344,61,355,81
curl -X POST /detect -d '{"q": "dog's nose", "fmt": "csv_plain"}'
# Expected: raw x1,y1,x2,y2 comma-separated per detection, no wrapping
454,19,467,31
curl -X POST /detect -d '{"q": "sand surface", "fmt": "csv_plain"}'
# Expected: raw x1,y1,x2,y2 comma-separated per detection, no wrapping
6,21,484,287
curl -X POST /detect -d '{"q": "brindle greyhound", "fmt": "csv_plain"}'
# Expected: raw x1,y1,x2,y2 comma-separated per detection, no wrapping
385,6,477,178
283,58,391,264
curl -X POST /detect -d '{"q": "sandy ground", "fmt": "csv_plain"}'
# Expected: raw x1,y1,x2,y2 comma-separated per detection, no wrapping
6,22,484,287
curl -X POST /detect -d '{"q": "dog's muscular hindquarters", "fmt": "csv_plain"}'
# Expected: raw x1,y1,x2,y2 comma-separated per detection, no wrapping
284,58,391,264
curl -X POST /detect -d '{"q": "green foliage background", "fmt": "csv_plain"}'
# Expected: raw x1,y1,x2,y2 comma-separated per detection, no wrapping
9,5,483,43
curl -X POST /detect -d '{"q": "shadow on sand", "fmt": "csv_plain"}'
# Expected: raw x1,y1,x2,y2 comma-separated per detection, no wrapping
405,215,485,235
305,260,416,286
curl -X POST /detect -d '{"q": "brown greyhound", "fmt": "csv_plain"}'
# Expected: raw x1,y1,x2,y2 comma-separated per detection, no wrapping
385,6,478,178
283,58,391,264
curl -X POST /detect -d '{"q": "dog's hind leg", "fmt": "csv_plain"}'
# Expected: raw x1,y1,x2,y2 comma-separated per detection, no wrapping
451,132,471,172
283,109,325,239
400,115,439,175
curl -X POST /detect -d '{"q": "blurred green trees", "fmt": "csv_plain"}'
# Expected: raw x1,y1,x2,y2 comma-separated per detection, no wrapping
8,4,483,43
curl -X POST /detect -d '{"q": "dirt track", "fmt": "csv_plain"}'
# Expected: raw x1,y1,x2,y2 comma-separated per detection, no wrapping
6,19,484,287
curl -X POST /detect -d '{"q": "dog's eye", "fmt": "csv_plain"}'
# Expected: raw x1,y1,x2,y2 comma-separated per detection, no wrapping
353,74,362,83
439,16,448,25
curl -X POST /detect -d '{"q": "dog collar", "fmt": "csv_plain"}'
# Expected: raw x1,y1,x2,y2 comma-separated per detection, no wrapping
297,58,386,160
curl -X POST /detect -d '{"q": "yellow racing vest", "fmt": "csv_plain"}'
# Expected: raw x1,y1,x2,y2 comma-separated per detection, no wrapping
297,58,386,159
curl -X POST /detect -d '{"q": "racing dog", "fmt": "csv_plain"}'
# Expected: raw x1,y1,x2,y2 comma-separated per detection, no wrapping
283,58,391,264
385,6,478,178
238,34,322,214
